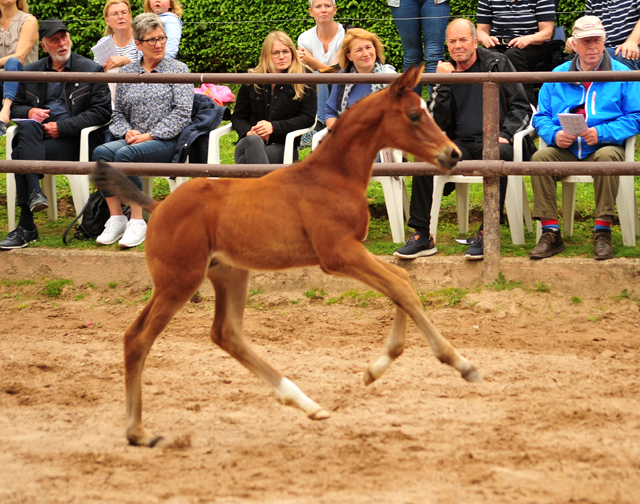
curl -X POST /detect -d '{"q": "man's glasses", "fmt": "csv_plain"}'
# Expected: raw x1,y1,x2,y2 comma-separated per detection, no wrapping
139,36,168,47
107,11,130,18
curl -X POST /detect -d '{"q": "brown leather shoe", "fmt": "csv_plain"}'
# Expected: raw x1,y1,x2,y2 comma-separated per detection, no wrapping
593,230,613,260
529,229,566,259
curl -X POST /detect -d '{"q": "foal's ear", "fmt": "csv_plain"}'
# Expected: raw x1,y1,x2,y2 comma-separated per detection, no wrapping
389,64,424,96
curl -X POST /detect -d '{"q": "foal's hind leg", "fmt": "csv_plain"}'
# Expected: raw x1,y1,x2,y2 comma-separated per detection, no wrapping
319,242,481,383
208,263,330,419
125,282,202,446
364,306,407,385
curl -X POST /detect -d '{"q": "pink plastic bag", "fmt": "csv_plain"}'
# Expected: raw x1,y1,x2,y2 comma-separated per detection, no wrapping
194,83,235,106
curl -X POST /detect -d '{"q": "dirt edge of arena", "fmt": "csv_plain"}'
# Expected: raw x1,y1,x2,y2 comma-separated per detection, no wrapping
1,248,638,298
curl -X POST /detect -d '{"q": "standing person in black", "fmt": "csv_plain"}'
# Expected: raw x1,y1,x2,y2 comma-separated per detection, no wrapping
0,19,111,250
394,18,531,260
232,31,316,165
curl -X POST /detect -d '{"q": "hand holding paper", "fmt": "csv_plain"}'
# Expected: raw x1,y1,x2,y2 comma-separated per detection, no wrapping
557,113,588,135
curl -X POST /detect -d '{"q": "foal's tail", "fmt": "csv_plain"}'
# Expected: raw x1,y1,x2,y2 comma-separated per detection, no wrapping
91,160,160,214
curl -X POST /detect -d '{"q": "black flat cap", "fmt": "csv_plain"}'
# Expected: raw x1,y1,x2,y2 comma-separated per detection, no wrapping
39,19,68,39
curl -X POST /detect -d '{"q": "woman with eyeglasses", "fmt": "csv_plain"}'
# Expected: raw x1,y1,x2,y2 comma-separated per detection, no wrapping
231,31,316,165
92,13,193,248
95,0,138,71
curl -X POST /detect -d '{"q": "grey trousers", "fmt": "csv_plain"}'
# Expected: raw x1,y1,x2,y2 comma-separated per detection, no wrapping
530,145,623,221
234,135,287,164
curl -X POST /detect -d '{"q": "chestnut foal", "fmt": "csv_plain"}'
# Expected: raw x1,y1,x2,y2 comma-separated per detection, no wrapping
92,66,480,447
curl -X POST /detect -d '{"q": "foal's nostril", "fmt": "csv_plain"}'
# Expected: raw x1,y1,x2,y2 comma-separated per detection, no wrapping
449,146,461,161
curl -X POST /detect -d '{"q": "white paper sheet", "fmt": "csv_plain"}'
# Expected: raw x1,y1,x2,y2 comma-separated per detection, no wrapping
558,113,588,135
91,38,118,65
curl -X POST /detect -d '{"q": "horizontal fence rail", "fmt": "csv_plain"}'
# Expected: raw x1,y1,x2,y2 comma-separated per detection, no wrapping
2,160,640,177
1,70,640,85
1,69,639,280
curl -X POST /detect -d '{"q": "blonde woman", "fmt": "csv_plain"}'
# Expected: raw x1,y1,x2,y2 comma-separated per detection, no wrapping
231,31,317,164
325,28,395,128
0,0,38,129
143,0,182,58
95,0,138,71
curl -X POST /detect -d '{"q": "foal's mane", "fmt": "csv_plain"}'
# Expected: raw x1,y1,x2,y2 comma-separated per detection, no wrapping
321,66,421,142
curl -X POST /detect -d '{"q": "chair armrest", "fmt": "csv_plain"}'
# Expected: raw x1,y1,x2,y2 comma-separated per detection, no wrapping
80,122,111,162
624,135,636,162
283,116,317,165
207,123,234,164
5,125,17,160
311,127,329,150
512,124,536,163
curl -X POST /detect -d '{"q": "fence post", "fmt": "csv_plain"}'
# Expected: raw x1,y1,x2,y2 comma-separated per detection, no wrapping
482,81,501,283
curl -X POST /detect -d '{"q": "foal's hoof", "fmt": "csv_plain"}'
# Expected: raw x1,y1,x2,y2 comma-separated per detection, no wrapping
308,409,330,420
127,431,165,448
462,366,482,382
363,368,376,386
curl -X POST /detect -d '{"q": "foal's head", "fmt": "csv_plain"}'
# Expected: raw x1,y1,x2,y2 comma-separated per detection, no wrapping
383,66,461,172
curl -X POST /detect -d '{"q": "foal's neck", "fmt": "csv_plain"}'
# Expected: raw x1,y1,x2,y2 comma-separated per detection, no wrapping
317,111,387,184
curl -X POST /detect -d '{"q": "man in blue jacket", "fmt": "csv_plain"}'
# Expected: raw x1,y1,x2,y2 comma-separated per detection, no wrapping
529,16,640,261
0,19,111,250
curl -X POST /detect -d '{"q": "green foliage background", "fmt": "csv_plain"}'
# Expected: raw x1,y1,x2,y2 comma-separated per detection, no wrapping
29,0,585,73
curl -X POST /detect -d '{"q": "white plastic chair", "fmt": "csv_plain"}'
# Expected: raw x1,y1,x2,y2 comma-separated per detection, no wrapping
311,127,409,244
531,135,638,246
430,105,537,245
5,123,106,231
429,170,533,245
207,119,317,165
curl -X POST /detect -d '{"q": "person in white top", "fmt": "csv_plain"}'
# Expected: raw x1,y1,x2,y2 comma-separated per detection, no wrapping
297,0,345,127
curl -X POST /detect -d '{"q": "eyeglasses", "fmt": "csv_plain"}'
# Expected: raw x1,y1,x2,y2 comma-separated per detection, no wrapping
107,11,130,18
139,36,168,47
271,50,290,58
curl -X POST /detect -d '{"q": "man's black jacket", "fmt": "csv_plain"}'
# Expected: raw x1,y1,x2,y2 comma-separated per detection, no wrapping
429,47,531,144
11,52,112,140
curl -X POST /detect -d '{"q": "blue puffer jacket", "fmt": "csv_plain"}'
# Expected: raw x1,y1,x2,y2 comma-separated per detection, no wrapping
533,51,640,159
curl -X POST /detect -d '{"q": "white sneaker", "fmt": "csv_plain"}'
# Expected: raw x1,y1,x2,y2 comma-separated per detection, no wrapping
96,217,127,245
118,220,147,248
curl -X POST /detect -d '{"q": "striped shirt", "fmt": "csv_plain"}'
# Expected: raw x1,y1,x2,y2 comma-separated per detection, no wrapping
94,35,140,64
476,0,556,39
586,0,640,47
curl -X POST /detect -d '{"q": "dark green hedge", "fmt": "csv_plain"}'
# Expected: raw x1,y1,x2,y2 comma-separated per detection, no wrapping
29,0,585,73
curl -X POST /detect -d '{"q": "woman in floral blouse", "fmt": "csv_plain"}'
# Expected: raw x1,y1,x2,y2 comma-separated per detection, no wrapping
93,12,193,249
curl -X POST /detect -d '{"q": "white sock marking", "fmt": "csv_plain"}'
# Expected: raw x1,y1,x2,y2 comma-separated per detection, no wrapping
276,377,321,415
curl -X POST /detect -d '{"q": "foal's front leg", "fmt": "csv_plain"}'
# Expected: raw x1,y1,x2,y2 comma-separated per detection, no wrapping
208,263,330,419
319,242,481,383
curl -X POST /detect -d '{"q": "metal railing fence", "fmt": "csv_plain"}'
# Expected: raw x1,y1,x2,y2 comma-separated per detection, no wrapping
2,69,640,280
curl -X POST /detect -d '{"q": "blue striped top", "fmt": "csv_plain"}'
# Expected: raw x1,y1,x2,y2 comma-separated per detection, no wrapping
586,0,640,47
476,0,556,39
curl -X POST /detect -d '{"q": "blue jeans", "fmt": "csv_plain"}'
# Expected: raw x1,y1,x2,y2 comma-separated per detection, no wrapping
390,0,450,96
1,57,22,102
606,47,640,70
317,82,329,125
92,138,177,196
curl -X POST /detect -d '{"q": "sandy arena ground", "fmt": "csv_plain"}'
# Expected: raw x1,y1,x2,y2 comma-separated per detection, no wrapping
1,254,640,504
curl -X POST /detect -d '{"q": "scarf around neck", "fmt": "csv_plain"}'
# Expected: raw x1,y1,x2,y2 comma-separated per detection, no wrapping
339,61,389,116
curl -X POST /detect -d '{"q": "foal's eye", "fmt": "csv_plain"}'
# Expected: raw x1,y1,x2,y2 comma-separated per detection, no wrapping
408,111,421,122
